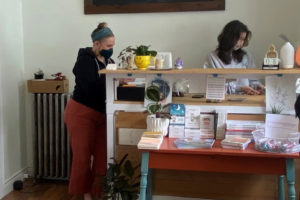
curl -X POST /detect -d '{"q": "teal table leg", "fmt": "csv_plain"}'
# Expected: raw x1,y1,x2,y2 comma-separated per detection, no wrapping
286,158,296,200
140,152,149,200
278,175,285,200
147,169,153,200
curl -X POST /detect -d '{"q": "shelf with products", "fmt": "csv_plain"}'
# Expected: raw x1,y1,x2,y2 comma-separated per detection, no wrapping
100,68,300,75
104,68,300,199
114,94,265,107
105,68,299,162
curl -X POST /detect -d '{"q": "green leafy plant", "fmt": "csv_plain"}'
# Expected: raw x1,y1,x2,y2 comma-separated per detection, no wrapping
132,45,157,56
145,85,162,114
145,85,170,118
102,154,140,200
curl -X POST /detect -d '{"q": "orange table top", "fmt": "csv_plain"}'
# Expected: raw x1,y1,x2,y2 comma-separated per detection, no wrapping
143,138,300,159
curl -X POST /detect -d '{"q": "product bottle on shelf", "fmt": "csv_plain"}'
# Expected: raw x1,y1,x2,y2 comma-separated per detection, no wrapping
280,42,295,69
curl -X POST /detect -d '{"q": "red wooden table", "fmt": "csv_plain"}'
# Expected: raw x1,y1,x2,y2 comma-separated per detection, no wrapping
139,138,300,200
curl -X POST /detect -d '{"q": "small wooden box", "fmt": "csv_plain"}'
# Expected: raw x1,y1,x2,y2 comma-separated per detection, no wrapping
27,79,69,93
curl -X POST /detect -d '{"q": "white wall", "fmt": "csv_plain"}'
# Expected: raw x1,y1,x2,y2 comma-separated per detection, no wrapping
22,0,300,88
22,0,300,167
0,0,26,198
0,60,3,197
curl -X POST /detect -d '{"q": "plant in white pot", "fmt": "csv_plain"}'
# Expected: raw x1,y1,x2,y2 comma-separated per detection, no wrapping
144,85,170,136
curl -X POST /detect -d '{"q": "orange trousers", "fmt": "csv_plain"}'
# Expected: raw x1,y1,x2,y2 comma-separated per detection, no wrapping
64,99,107,197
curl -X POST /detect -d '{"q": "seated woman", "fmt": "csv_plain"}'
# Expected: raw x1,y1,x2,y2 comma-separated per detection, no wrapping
203,20,264,95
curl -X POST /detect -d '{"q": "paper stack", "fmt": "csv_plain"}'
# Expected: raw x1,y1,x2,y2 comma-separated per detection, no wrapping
137,131,164,150
174,137,215,149
221,137,251,150
225,120,264,139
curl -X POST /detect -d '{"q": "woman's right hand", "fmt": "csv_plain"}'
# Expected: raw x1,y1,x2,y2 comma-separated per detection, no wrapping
241,86,261,95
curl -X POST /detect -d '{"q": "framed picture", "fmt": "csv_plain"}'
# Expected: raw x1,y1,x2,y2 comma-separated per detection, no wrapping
84,0,225,14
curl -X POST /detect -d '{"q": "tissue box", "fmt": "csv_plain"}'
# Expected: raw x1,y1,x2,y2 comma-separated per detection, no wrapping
27,79,69,93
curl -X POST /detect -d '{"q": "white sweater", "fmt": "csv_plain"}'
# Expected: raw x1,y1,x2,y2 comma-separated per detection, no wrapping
203,51,258,93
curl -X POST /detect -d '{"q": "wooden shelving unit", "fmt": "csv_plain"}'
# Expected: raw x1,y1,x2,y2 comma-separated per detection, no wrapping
114,94,265,107
100,68,300,75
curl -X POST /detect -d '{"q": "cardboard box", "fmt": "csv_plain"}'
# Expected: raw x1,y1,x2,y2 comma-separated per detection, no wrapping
27,79,69,93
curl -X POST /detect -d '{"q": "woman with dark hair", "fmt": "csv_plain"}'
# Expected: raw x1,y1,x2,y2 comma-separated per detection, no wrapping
203,20,264,95
64,22,115,200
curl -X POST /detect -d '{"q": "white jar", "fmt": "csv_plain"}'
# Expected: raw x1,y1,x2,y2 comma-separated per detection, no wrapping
280,42,295,69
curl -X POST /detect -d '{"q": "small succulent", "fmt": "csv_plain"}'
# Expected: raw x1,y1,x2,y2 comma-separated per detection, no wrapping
35,68,44,76
271,104,284,114
34,68,44,79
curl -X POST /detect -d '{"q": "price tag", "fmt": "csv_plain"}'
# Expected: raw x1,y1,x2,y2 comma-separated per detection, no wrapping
264,58,279,65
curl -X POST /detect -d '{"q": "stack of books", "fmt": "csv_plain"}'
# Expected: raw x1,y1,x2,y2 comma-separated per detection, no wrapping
137,131,164,150
221,137,251,150
225,120,264,139
174,137,215,149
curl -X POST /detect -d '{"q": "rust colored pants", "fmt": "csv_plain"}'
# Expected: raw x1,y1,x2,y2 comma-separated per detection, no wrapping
64,98,107,197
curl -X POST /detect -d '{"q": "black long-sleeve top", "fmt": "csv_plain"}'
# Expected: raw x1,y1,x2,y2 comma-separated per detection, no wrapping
72,47,114,113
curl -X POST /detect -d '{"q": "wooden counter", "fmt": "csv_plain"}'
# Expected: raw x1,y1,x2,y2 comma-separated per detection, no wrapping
105,68,299,199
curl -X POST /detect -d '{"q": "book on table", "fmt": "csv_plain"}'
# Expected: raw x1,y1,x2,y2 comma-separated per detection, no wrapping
221,137,251,150
137,131,164,150
174,137,215,149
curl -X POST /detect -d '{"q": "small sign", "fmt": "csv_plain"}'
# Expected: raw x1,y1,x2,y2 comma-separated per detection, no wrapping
206,75,225,100
106,63,117,70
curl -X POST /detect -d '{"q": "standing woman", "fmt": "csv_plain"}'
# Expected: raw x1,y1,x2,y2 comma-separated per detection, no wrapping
203,20,264,95
64,22,115,200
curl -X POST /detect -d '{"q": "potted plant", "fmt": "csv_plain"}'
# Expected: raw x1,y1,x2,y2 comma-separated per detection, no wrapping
117,46,135,69
34,68,44,79
132,45,157,70
145,84,170,136
102,154,140,200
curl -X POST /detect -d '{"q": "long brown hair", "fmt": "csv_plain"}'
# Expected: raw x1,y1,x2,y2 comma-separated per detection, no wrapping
216,20,252,64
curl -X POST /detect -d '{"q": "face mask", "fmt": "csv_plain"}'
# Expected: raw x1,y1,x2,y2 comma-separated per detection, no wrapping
100,48,113,59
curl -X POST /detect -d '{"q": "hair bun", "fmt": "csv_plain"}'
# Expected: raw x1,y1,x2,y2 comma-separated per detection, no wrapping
97,22,108,30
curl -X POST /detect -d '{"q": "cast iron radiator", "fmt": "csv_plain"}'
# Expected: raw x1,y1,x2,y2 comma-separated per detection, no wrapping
33,93,71,180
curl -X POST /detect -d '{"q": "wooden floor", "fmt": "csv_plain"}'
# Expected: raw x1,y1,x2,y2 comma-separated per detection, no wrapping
1,180,81,200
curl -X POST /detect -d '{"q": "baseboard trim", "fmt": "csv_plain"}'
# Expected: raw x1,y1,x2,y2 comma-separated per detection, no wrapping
0,167,27,199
